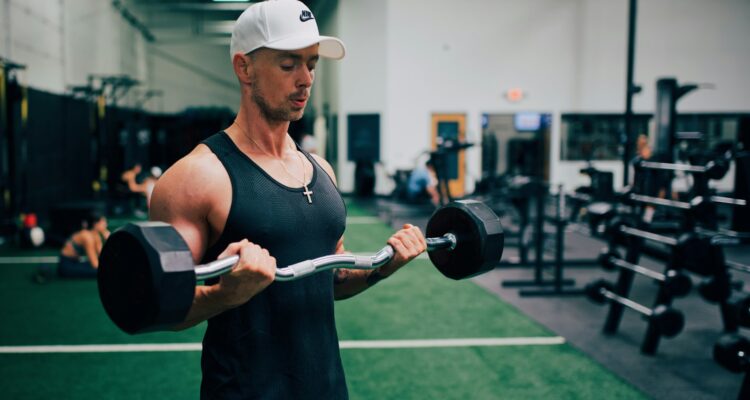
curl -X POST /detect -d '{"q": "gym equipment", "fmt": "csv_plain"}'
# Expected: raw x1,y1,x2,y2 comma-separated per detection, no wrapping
429,139,474,205
98,200,505,334
605,217,719,276
628,193,745,212
699,275,734,303
598,250,691,297
598,216,695,354
1,58,26,219
20,227,44,248
586,279,685,338
713,334,750,400
653,78,707,164
636,159,729,181
502,186,594,297
732,117,750,231
621,0,639,186
727,294,750,328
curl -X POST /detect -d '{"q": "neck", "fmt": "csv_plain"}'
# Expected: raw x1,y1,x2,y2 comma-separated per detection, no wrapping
230,101,291,157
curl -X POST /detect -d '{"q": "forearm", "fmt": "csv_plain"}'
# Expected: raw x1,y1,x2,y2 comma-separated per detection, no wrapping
171,285,234,330
333,267,389,300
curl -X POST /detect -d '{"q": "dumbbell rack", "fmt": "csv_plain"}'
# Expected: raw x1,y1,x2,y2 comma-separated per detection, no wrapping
599,225,689,355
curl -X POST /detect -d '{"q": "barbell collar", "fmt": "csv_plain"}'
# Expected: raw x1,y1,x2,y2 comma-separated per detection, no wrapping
194,233,458,282
427,233,457,251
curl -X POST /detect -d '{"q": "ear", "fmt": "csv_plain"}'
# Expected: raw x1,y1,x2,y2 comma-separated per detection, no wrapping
232,53,253,84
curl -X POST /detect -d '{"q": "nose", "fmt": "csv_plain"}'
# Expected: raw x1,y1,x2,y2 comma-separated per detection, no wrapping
297,67,313,88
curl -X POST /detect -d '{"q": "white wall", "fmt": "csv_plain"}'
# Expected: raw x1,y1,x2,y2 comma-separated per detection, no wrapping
0,0,238,112
335,0,388,193
4,0,750,190
333,0,750,194
64,0,148,100
0,0,65,93
148,43,238,113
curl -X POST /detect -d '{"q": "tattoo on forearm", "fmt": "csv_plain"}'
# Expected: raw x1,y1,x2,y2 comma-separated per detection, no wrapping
333,268,351,285
366,269,386,287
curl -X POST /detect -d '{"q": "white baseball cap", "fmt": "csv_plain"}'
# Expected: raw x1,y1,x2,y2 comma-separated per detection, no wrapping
230,0,345,60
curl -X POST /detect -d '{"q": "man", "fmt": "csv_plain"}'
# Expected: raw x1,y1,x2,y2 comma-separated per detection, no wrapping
121,164,162,208
406,159,440,206
149,1,427,398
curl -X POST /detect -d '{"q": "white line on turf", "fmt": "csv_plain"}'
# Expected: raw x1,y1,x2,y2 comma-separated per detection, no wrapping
345,217,383,224
0,256,60,264
0,337,565,354
339,337,566,349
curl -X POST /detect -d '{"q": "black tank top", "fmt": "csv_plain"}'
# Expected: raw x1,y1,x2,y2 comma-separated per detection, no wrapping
199,132,348,400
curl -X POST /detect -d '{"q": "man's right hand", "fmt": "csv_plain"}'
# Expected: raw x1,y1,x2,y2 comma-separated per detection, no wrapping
215,239,277,307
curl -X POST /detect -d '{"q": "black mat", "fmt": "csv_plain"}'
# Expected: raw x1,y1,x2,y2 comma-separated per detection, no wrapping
473,230,750,400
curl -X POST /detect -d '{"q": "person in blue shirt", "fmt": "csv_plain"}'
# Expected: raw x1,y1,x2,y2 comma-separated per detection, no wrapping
406,160,440,206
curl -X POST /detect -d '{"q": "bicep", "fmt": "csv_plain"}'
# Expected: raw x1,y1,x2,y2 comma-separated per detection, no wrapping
149,172,211,264
335,236,345,254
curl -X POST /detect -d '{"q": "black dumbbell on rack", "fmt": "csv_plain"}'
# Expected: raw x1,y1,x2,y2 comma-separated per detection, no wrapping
586,279,685,353
713,334,750,400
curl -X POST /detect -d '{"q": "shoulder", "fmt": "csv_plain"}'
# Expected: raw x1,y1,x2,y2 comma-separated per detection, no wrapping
311,153,337,186
77,230,95,245
150,145,229,221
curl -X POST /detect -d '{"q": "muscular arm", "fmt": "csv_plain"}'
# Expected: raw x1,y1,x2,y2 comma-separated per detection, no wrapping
331,238,389,300
311,154,422,300
150,147,274,331
122,165,149,194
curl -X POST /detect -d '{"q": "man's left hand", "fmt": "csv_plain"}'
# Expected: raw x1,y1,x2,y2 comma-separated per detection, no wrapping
380,224,427,276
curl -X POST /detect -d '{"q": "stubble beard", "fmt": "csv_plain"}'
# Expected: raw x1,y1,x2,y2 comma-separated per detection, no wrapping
251,80,304,122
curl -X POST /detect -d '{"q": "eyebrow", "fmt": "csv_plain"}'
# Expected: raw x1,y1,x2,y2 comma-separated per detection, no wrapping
277,52,319,63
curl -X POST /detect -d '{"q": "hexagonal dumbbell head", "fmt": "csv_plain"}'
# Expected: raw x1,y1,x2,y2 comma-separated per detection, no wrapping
98,222,197,334
585,279,614,304
663,270,692,298
426,200,504,280
713,334,750,373
650,305,685,338
597,248,620,271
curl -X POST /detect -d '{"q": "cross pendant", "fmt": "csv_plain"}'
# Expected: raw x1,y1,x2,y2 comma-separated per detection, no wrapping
303,185,313,204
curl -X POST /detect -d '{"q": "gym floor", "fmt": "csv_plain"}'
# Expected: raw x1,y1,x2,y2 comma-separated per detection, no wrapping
380,198,750,400
0,200,651,399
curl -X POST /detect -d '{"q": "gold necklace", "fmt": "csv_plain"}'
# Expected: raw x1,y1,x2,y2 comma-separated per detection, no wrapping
235,122,313,204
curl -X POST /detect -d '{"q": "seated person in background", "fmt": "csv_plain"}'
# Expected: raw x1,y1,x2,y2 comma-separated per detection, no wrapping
121,164,163,208
58,212,110,278
406,160,440,206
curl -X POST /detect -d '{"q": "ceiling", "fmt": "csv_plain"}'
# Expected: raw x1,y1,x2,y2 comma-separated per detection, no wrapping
125,0,329,46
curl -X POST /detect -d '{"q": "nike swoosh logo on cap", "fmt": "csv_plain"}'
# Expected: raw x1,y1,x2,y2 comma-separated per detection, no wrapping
300,10,314,22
